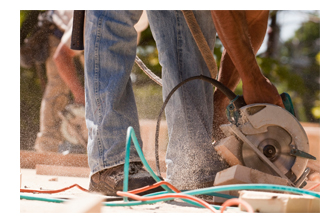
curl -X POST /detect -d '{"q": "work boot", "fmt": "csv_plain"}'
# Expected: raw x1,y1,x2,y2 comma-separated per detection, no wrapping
89,162,164,196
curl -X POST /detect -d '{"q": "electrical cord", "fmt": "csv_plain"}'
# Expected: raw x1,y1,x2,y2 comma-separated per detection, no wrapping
220,198,254,213
154,75,246,176
20,184,88,194
117,191,220,213
20,126,320,212
118,180,254,213
127,181,181,194
307,182,320,191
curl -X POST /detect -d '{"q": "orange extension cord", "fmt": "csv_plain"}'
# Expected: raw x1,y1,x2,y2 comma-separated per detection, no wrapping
307,182,320,191
121,181,254,213
20,184,88,194
128,181,181,194
20,180,254,212
118,190,220,213
20,180,320,213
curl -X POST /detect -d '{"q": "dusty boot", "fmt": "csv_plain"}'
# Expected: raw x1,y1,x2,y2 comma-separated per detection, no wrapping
89,162,164,196
34,36,70,153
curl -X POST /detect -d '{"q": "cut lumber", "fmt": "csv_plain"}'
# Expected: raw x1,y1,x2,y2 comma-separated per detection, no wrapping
213,135,243,166
214,165,288,186
21,150,166,177
58,193,104,213
239,190,320,213
20,150,89,169
36,164,90,178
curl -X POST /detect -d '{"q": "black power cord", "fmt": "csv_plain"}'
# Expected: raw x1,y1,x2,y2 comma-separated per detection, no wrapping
154,75,246,177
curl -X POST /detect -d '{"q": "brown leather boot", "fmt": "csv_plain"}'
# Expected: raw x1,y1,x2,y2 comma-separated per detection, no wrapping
89,162,164,196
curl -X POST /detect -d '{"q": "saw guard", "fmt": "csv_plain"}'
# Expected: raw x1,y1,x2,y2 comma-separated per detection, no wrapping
238,103,309,181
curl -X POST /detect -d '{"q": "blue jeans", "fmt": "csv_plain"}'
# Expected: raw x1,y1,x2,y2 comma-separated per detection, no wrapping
84,10,228,190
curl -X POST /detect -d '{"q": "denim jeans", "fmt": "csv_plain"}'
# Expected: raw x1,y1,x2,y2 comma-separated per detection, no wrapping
84,10,228,190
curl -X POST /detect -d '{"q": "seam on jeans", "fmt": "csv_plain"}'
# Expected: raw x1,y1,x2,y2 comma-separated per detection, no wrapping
94,16,103,124
94,13,104,167
176,10,193,140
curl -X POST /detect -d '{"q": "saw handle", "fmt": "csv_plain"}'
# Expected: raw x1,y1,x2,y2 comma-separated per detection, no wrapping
280,92,296,116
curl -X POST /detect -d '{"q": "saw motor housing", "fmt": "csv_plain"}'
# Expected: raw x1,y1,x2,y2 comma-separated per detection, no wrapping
220,102,314,188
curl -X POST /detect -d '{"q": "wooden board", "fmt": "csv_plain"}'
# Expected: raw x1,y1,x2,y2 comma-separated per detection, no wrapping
36,164,90,178
20,150,89,169
214,135,243,166
214,165,288,186
21,150,166,177
239,190,320,213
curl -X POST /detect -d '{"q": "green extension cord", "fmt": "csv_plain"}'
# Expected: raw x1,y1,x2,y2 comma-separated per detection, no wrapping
20,126,320,210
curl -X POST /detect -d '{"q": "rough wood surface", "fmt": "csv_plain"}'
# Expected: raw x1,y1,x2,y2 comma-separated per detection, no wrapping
214,135,243,166
36,164,90,178
20,150,89,169
239,190,320,213
56,193,104,213
21,150,166,177
214,165,288,186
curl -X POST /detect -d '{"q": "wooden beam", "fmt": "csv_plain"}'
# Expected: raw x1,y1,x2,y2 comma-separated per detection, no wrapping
20,150,89,169
239,190,320,213
214,165,288,186
213,135,243,166
56,193,104,213
21,150,166,177
36,164,90,178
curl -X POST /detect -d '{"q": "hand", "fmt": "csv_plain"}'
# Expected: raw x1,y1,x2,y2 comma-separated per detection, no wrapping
242,76,285,108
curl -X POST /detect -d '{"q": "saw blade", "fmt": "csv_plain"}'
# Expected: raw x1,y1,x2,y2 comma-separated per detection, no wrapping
242,126,296,176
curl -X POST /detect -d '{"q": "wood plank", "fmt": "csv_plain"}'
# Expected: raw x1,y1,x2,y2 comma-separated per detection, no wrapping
20,150,89,169
56,193,105,213
36,164,90,178
214,135,243,166
21,150,166,177
214,165,288,186
239,190,320,213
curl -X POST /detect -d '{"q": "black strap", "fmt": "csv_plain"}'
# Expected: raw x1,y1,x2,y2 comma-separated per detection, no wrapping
71,10,85,50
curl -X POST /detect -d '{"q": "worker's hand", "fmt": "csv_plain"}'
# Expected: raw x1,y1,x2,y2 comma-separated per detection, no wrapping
242,76,285,108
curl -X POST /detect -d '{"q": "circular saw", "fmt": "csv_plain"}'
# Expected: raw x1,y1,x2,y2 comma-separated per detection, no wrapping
220,94,316,188
151,76,316,184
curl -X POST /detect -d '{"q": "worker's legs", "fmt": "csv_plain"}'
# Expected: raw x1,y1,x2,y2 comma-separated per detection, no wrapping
84,10,143,175
147,10,229,190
